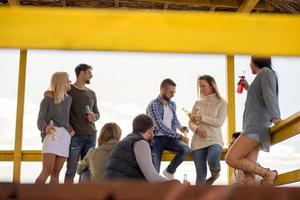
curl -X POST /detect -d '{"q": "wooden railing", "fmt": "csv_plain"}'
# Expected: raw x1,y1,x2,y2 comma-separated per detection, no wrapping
1,112,300,185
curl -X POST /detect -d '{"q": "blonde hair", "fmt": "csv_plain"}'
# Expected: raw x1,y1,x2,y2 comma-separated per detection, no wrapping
197,75,223,100
50,72,69,104
98,123,122,146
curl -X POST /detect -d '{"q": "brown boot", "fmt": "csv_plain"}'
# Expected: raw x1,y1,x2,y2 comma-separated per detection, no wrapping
206,170,220,185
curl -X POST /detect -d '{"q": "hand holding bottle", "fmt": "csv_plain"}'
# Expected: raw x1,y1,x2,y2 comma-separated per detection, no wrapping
237,71,249,93
182,108,198,123
46,120,57,140
85,105,96,123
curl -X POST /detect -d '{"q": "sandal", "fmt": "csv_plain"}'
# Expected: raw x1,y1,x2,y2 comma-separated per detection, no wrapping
262,169,278,185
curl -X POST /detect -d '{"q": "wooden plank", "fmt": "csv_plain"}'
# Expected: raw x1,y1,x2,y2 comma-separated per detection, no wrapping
13,49,27,183
143,0,273,10
238,0,259,13
0,7,300,56
8,0,20,6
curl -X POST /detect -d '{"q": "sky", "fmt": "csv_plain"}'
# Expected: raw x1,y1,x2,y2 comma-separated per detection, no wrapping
0,49,300,185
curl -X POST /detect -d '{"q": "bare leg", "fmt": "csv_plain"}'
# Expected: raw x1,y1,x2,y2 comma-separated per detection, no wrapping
35,153,56,184
50,156,66,184
225,135,277,184
243,147,259,185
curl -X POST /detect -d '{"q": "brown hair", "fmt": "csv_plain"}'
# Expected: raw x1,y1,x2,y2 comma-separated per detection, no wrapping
197,75,223,100
98,122,122,146
132,114,153,134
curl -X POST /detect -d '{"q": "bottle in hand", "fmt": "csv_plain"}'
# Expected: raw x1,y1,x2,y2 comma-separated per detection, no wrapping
237,71,246,94
49,120,57,141
183,174,188,183
182,108,197,123
85,105,91,122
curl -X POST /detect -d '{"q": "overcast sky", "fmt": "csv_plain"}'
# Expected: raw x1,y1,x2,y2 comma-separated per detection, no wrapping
0,49,299,185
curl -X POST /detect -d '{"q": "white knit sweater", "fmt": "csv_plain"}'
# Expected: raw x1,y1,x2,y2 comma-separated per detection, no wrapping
188,93,227,151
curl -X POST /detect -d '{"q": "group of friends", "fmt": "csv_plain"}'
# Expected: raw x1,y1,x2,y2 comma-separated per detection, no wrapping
36,56,281,185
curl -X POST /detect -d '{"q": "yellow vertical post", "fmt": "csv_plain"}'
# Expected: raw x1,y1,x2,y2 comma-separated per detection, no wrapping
13,49,27,182
226,55,236,184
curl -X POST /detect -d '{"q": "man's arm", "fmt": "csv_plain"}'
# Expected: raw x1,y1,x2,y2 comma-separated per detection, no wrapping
134,140,167,183
92,91,100,121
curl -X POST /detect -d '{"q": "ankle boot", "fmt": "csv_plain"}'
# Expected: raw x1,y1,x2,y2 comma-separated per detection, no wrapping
206,170,220,185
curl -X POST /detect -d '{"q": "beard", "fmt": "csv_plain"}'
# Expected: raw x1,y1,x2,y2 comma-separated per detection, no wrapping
162,94,170,101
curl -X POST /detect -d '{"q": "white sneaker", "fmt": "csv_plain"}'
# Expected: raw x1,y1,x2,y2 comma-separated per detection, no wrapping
163,169,174,180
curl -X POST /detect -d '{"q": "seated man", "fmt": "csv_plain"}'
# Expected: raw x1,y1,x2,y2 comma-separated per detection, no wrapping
103,114,168,183
146,78,190,179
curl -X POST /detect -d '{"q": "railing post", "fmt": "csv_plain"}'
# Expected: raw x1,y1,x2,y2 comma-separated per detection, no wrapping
13,49,27,182
226,55,235,184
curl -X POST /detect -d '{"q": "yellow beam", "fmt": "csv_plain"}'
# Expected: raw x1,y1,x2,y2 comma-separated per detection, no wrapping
226,55,235,184
8,0,20,6
0,150,227,162
276,169,300,186
238,0,259,13
270,111,300,145
0,7,300,56
13,49,27,183
162,150,227,161
0,150,41,161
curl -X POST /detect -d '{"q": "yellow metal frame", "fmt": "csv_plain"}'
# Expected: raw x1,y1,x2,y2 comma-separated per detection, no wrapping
0,7,300,185
0,7,300,56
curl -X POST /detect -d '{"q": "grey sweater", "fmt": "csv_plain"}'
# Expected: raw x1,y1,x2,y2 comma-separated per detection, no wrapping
68,84,100,136
37,95,72,141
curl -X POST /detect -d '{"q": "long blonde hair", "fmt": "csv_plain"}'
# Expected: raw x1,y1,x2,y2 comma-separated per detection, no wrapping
98,122,122,146
50,72,69,104
197,75,223,100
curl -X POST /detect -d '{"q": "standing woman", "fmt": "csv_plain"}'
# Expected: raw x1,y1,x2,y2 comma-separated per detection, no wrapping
189,75,227,184
225,57,281,185
36,72,74,183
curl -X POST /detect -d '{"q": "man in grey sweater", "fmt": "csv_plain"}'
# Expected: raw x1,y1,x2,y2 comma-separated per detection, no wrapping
103,114,168,183
64,64,100,183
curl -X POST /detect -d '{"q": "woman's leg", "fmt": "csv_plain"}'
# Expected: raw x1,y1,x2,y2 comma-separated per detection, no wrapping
243,147,259,185
50,156,66,184
206,144,222,185
191,148,208,184
35,153,56,184
225,135,277,184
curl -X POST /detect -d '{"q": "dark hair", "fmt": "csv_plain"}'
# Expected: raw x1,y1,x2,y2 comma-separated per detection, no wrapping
160,78,176,89
132,114,153,133
251,56,278,95
75,63,92,77
232,132,241,140
98,122,122,146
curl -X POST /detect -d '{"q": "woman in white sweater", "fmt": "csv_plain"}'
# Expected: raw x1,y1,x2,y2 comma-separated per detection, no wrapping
189,75,227,185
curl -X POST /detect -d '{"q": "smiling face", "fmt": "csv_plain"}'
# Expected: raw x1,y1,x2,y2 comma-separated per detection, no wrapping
199,79,214,96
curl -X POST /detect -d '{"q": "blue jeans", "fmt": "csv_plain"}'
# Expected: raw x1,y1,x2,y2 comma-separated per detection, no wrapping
151,136,190,174
192,144,222,184
80,169,91,183
64,135,96,182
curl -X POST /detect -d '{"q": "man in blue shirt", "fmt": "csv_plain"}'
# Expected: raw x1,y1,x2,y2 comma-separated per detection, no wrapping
147,78,190,179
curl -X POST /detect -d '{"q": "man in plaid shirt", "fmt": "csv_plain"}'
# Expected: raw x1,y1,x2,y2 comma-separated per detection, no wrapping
146,78,190,180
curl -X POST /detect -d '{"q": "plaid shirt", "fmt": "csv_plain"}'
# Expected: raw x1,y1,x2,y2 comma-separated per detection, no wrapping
146,96,182,139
